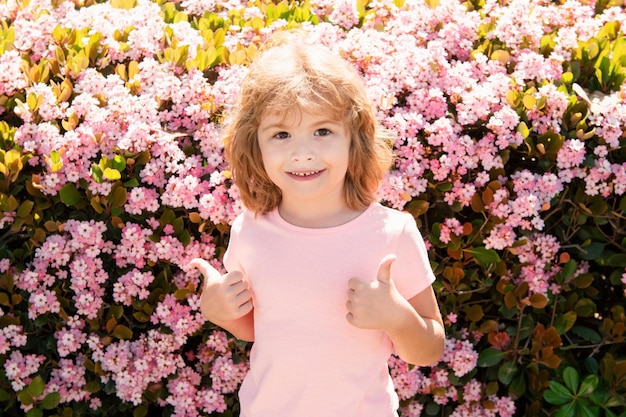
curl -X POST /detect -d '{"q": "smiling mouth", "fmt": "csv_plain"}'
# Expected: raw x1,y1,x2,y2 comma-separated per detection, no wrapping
289,170,322,177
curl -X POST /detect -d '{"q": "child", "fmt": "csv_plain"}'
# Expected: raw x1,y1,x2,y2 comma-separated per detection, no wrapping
190,32,445,417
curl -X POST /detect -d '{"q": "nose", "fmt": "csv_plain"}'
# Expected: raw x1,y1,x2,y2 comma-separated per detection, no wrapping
290,136,315,162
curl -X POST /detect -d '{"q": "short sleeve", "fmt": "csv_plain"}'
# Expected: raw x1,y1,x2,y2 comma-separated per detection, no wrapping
390,213,436,300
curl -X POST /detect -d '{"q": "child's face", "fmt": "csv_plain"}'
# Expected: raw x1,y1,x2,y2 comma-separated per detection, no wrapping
257,108,351,209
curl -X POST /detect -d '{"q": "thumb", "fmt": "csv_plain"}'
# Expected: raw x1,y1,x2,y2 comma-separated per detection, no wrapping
377,254,396,284
189,258,220,281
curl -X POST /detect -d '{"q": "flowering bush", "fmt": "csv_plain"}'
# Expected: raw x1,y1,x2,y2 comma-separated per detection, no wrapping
1,0,625,416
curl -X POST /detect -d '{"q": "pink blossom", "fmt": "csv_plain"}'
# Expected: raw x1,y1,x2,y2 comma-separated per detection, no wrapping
47,356,90,403
0,50,28,98
557,139,586,169
327,0,359,29
0,325,27,355
0,258,10,273
99,330,185,406
55,317,87,357
114,269,155,306
150,294,205,343
440,338,478,378
210,352,249,394
4,350,46,392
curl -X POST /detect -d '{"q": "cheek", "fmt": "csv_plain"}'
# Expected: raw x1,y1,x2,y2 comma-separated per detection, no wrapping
260,152,281,182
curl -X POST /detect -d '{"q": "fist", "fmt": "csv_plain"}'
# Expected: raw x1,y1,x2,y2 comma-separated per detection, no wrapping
189,258,253,323
345,254,402,330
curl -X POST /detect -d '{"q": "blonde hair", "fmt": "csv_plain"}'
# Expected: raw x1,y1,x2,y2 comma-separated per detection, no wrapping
222,31,393,214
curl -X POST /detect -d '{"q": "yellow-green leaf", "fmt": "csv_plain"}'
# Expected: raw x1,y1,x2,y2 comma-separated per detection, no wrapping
112,324,133,339
523,94,536,109
491,49,510,64
47,150,63,172
103,167,121,181
16,200,34,217
109,186,127,208
517,121,530,138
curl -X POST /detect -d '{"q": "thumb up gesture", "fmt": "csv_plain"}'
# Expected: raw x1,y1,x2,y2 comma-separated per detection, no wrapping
189,258,253,324
346,255,404,330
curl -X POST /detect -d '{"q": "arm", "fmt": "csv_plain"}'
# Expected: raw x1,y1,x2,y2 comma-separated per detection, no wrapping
383,286,444,366
346,255,445,366
190,258,255,342
208,310,255,342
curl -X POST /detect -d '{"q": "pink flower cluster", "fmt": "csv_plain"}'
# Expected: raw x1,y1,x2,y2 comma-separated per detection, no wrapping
393,334,515,417
507,233,563,296
151,294,205,344
94,330,186,406
440,337,479,379
0,50,28,99
0,324,27,354
55,316,88,357
482,171,563,252
439,218,464,244
46,355,92,406
3,350,45,392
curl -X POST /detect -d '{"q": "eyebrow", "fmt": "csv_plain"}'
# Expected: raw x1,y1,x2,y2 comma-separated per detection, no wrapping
258,119,343,134
258,122,286,134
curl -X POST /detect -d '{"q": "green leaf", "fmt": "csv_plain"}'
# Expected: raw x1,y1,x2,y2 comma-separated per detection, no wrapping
574,298,597,317
606,253,626,267
563,367,579,393
578,242,606,260
509,373,527,398
124,177,140,187
28,375,45,397
59,183,83,206
544,381,573,405
111,154,126,171
16,199,34,217
0,388,10,401
571,325,602,343
178,229,191,247
465,246,501,267
555,401,577,417
42,391,61,409
498,361,517,385
26,409,43,417
577,404,600,417
578,374,598,396
555,311,577,335
112,324,133,339
134,405,149,417
85,380,101,393
509,372,526,398
477,348,506,367
91,163,103,183
109,186,127,208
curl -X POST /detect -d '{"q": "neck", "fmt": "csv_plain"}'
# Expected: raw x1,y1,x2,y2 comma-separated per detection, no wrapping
277,198,365,228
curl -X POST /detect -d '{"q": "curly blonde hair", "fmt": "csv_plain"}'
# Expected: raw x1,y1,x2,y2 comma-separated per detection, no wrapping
222,32,393,214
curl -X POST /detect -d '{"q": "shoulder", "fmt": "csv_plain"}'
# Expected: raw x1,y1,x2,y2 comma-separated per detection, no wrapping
230,208,275,236
368,203,417,232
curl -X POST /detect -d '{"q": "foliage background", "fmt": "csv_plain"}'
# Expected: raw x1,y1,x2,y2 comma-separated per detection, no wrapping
1,0,625,416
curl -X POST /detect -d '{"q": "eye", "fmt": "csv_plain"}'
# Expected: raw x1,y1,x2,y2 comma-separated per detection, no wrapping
315,128,332,137
273,131,290,140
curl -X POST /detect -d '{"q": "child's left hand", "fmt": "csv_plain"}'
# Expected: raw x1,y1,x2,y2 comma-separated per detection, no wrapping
345,254,410,330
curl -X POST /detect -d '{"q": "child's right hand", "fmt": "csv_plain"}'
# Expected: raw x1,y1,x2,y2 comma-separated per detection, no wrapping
189,258,253,323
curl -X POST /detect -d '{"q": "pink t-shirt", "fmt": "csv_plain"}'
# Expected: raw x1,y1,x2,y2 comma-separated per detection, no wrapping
223,203,436,417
